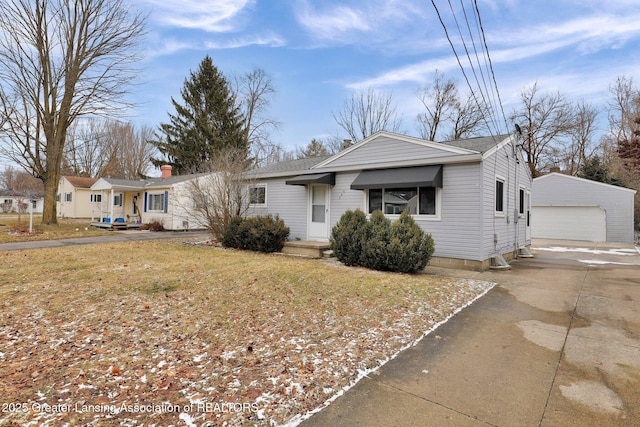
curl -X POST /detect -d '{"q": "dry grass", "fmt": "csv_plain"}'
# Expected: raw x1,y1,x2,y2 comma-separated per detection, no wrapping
0,239,493,426
0,216,111,243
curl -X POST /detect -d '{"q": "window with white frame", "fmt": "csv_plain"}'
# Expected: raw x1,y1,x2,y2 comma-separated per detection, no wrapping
65,192,72,202
148,193,165,211
114,193,122,206
495,177,505,215
90,194,102,203
367,186,439,217
249,185,266,206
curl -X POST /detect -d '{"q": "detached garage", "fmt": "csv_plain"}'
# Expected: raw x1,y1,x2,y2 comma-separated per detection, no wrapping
532,173,636,243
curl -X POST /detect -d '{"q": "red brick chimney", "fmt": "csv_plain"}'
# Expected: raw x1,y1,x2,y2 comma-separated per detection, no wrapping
161,165,172,179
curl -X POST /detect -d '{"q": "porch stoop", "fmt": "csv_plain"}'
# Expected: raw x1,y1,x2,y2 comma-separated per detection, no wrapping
282,241,332,258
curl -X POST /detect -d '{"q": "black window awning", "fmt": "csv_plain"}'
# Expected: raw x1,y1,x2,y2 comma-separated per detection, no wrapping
350,165,442,190
285,172,336,186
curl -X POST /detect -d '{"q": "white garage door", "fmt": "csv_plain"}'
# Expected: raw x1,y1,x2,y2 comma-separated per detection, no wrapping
532,206,606,242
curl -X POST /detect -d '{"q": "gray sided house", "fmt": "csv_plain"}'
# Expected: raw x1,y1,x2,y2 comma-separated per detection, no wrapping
532,173,636,243
247,131,532,270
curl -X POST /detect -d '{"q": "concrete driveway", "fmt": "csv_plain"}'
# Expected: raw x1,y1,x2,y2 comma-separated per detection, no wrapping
300,239,640,427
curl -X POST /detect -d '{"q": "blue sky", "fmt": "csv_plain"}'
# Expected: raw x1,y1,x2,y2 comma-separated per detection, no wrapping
117,0,640,152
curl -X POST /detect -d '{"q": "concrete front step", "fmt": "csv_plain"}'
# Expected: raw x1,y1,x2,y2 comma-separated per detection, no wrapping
282,240,332,258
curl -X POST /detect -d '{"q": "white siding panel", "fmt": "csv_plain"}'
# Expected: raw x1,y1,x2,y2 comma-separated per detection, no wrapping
481,145,532,259
327,136,459,168
330,172,366,226
532,206,606,241
533,173,635,243
248,178,308,239
421,163,483,260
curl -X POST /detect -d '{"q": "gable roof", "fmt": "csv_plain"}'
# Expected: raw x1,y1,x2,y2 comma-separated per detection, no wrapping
533,172,637,194
249,132,517,179
64,176,97,189
441,134,511,154
247,156,330,178
90,173,207,192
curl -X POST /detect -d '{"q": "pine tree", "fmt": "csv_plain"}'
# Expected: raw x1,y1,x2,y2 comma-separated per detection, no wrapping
151,56,247,174
578,155,625,187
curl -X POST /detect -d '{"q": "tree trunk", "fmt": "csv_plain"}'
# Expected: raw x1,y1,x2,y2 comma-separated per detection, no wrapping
41,169,60,225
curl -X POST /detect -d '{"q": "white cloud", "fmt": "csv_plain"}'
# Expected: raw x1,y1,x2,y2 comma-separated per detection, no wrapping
293,0,428,44
295,3,371,41
204,32,286,49
141,0,254,32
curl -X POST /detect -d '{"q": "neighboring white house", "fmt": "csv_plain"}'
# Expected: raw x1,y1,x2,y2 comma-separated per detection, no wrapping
57,176,98,218
247,131,532,270
1,190,44,214
532,172,636,243
89,166,214,230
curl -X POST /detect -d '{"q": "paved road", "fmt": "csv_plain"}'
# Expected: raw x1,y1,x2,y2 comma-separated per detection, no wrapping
0,230,210,251
300,239,640,427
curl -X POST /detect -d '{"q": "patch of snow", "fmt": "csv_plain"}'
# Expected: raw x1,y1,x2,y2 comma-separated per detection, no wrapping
193,353,207,363
220,350,236,361
535,246,636,256
157,360,167,368
577,259,632,266
277,279,495,427
179,411,197,427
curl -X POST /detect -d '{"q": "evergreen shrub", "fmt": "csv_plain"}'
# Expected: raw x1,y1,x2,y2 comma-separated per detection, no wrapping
331,209,435,274
329,209,368,266
221,215,289,253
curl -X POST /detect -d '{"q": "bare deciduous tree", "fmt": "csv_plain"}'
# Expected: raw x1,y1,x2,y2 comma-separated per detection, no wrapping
608,76,640,176
234,67,281,167
416,72,487,141
0,0,146,224
0,165,42,192
450,96,488,140
64,119,155,179
333,88,403,142
185,148,254,241
416,72,457,141
562,100,598,175
510,82,576,177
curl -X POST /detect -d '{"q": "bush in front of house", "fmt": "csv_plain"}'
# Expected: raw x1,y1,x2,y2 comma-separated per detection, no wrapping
386,211,435,273
360,210,391,271
221,215,290,253
331,209,435,274
141,220,165,231
329,209,369,266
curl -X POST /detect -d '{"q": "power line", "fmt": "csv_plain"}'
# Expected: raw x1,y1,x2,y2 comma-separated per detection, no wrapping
430,0,510,137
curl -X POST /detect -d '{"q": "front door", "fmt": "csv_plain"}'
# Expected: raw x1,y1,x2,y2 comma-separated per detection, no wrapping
308,184,330,241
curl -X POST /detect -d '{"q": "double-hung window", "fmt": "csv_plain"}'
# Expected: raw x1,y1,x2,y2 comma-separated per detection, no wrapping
148,193,165,211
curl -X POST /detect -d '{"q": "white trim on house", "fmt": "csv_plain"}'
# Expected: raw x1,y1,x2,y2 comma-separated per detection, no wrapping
249,183,267,207
534,172,637,194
